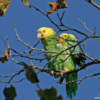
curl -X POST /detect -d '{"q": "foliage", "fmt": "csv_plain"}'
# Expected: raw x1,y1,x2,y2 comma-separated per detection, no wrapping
0,0,11,16
37,87,63,100
46,0,67,15
3,85,17,100
22,62,39,83
0,49,9,63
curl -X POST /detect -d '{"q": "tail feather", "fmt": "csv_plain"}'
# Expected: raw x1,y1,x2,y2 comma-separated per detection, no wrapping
66,72,77,98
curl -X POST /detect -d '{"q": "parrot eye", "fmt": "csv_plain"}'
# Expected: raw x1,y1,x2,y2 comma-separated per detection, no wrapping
43,30,45,33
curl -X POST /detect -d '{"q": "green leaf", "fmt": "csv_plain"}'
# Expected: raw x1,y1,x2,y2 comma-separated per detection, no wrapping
22,62,39,83
3,85,17,100
37,87,63,100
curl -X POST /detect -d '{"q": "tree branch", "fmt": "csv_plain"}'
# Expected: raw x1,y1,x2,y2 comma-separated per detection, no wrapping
86,0,100,10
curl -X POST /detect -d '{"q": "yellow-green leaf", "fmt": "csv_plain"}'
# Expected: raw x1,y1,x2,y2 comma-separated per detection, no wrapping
22,0,32,8
0,49,9,63
0,0,11,16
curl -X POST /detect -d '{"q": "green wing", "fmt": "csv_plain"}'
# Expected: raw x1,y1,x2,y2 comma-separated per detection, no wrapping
67,34,86,67
57,43,77,99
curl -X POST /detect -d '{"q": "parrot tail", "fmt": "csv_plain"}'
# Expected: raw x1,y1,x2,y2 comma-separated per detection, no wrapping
65,72,77,99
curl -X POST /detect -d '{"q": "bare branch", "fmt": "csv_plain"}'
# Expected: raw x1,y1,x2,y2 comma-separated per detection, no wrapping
86,0,100,10
61,11,66,21
77,18,94,34
8,69,25,83
55,72,100,86
33,40,40,48
28,42,34,66
30,4,61,30
83,40,87,54
1,37,8,48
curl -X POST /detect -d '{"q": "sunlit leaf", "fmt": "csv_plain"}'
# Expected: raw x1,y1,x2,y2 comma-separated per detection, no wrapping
3,85,17,100
0,0,11,16
46,0,67,16
0,49,9,63
37,87,63,100
22,0,32,8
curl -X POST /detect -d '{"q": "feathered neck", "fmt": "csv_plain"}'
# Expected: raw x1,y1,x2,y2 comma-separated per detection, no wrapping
42,32,58,45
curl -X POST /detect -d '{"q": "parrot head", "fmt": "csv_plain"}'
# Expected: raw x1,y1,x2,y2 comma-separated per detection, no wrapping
37,27,55,40
59,33,68,44
59,33,77,44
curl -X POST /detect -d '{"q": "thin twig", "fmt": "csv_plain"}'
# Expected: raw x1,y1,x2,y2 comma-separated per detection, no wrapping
54,71,100,86
77,18,94,34
86,0,100,10
83,40,87,54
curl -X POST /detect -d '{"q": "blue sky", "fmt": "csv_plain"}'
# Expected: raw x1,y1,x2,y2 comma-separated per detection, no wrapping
0,0,100,100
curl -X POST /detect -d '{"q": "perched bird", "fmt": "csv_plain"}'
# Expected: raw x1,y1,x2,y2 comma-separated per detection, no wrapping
58,33,87,98
37,27,61,70
37,27,85,99
59,33,87,67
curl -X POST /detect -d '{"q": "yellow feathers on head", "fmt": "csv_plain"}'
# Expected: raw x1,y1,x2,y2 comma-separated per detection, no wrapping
59,33,68,39
37,27,54,40
68,34,76,39
59,33,77,41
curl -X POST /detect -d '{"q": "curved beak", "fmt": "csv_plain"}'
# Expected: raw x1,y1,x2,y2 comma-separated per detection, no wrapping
37,33,42,40
37,32,44,40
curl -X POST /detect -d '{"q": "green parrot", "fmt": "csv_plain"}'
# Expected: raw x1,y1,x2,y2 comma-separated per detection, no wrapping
58,33,87,98
59,33,87,67
37,27,63,70
37,27,81,99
